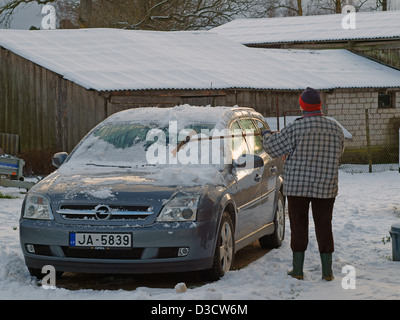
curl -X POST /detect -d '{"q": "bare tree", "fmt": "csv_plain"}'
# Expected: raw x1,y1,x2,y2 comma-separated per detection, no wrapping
297,0,303,15
0,0,96,27
312,0,343,13
0,0,56,26
123,0,253,30
57,0,255,30
334,0,342,12
376,0,388,10
244,0,304,18
78,0,92,27
275,0,304,16
0,0,381,30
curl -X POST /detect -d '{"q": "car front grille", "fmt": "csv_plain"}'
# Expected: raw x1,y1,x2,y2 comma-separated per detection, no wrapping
26,244,185,260
62,247,144,259
56,205,154,221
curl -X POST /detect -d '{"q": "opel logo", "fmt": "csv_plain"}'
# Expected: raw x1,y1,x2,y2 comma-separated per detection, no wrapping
94,204,111,220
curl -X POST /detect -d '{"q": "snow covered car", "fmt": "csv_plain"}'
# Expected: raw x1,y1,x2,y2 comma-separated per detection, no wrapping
19,105,285,280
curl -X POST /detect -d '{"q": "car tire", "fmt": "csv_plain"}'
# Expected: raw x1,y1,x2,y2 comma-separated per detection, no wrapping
259,191,285,249
203,211,235,281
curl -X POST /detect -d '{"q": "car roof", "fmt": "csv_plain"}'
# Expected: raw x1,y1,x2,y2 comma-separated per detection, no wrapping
103,105,265,129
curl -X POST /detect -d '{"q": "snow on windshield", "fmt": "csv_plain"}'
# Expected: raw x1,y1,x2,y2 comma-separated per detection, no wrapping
64,120,230,170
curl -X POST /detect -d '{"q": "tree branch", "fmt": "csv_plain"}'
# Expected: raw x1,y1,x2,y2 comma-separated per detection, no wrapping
0,0,56,26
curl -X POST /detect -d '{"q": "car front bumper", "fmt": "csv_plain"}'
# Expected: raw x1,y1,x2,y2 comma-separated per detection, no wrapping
19,218,217,274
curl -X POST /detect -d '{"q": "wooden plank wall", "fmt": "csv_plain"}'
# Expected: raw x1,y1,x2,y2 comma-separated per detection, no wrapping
105,89,301,120
0,48,106,154
0,133,19,155
1,48,301,156
355,48,400,70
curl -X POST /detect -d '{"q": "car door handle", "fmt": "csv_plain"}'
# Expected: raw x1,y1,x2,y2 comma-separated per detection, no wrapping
254,173,261,182
270,166,277,173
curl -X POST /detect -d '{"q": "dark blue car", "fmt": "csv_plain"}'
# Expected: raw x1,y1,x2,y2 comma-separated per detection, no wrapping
20,105,285,280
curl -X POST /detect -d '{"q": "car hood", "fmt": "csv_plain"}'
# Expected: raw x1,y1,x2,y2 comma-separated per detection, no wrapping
30,166,227,204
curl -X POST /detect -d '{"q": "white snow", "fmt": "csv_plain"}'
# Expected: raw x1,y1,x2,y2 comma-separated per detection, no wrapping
0,167,399,300
83,187,115,200
1,29,400,91
211,10,400,45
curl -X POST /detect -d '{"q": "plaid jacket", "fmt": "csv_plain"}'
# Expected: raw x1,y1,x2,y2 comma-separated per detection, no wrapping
263,116,345,199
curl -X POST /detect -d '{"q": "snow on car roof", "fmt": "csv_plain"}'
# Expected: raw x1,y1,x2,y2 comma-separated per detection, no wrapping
102,105,260,127
211,10,400,45
1,28,400,91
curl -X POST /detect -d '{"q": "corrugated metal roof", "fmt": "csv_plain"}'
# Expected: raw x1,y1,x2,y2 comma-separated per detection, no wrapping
0,28,400,91
211,10,400,45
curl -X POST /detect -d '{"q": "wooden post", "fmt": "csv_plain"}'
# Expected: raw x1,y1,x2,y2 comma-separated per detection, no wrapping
276,96,280,131
365,107,372,173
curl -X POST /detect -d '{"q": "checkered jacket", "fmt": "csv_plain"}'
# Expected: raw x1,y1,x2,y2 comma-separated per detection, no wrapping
263,116,345,199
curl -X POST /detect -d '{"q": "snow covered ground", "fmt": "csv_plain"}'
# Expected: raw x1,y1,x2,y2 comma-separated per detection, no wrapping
0,166,399,300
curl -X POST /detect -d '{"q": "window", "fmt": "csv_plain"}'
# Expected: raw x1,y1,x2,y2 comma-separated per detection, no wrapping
253,119,270,132
230,121,249,160
237,118,264,156
378,91,395,109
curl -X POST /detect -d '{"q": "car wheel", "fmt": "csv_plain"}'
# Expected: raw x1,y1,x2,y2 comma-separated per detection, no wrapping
203,211,235,281
259,191,285,249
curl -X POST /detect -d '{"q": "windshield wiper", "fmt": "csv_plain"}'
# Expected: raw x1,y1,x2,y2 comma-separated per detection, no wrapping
86,163,132,169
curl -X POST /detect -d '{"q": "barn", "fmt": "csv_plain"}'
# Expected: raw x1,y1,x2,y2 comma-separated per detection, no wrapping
1,28,400,173
211,10,400,69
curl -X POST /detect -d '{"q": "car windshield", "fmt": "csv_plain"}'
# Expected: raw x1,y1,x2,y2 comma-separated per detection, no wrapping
66,121,229,169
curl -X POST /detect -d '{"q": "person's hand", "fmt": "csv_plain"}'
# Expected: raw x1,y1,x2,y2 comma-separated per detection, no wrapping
262,129,272,136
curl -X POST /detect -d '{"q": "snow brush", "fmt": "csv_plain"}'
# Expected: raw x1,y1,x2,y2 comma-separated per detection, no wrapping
171,131,277,156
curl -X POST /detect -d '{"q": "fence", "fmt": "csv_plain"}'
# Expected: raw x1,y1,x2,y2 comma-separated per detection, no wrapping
338,108,399,173
266,109,400,174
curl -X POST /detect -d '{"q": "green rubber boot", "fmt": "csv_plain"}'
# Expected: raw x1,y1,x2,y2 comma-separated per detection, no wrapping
320,253,334,281
288,252,304,280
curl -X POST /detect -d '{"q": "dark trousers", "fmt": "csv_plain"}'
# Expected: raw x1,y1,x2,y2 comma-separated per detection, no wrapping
287,196,336,253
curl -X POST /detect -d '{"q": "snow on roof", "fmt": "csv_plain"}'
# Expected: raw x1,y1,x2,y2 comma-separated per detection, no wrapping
211,10,400,45
1,28,400,91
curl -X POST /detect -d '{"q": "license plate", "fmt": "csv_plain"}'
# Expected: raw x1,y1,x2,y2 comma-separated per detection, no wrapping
69,232,132,248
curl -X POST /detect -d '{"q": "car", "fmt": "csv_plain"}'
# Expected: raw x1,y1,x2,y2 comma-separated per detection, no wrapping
19,105,285,281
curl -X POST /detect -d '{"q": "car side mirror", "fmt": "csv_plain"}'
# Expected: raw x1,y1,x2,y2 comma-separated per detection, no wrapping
52,152,68,168
233,154,264,169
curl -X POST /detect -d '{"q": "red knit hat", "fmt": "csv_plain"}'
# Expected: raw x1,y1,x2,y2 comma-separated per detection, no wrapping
299,87,322,112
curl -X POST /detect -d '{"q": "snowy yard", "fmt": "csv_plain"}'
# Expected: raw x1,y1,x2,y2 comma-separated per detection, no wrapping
0,167,399,300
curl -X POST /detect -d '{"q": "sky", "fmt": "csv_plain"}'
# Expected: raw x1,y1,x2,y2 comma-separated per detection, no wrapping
5,2,42,29
2,0,400,30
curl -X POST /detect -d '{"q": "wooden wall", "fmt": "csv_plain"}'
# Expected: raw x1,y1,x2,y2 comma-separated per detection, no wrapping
0,47,106,154
1,47,300,160
354,47,400,70
105,89,301,120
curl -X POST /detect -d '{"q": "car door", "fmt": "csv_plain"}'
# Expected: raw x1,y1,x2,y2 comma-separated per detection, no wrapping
252,118,277,225
230,119,262,241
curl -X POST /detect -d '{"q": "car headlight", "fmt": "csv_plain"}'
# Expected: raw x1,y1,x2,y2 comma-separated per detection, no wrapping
23,193,53,220
157,194,199,222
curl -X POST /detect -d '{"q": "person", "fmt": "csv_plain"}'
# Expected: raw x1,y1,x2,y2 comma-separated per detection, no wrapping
262,87,345,281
